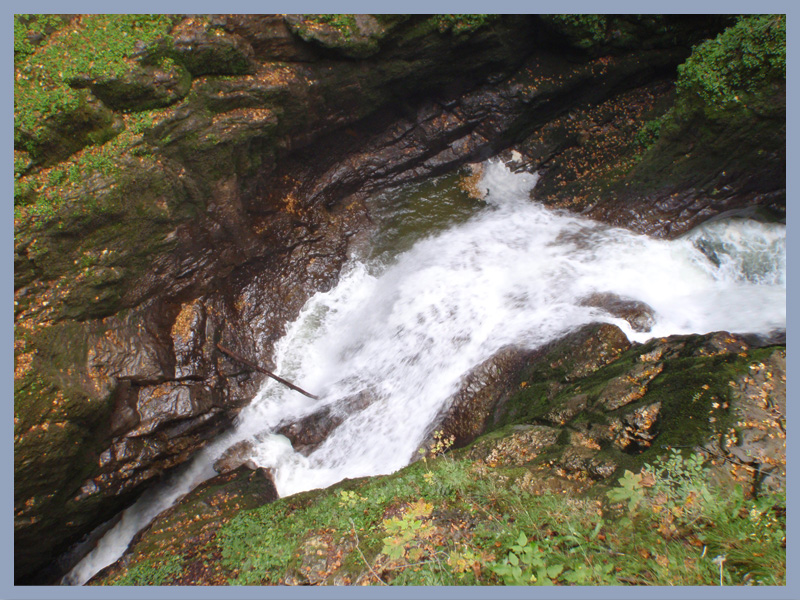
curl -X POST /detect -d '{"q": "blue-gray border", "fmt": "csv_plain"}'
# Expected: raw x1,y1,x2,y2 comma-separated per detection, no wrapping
5,2,795,599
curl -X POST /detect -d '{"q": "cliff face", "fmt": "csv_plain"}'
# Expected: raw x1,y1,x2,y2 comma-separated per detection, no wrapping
13,14,784,583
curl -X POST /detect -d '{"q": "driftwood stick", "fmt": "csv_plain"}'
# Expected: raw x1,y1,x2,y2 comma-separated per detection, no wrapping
216,343,319,400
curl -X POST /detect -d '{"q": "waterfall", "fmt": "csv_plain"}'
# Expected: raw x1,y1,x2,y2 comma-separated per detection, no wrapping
65,159,786,585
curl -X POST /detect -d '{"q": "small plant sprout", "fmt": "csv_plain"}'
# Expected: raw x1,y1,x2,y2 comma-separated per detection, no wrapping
712,555,727,586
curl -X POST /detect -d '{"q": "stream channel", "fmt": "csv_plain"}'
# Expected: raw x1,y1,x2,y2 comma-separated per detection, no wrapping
65,160,786,585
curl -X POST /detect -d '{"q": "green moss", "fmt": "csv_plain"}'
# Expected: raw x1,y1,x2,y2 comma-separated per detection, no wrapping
111,555,183,586
488,332,780,481
14,15,175,160
303,14,359,40
14,369,58,437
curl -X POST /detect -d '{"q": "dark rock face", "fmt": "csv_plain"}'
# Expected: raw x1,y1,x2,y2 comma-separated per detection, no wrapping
85,63,193,112
13,14,783,582
434,348,539,449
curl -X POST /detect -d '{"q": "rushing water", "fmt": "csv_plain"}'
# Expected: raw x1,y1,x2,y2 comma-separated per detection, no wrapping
65,160,786,585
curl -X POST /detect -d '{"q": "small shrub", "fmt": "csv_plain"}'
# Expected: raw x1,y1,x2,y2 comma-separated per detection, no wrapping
676,15,785,114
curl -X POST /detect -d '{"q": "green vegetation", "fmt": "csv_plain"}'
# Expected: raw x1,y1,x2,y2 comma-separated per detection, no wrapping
541,15,680,52
111,555,183,586
634,115,665,149
302,14,359,40
625,14,785,197
14,14,174,156
209,446,784,586
675,14,785,115
14,14,66,62
544,14,609,49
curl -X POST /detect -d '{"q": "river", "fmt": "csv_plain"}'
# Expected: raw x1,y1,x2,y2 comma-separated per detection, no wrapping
65,159,786,585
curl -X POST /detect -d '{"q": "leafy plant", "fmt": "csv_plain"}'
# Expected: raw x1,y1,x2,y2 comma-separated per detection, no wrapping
676,14,785,114
634,116,664,149
492,533,564,585
606,469,647,512
381,499,434,561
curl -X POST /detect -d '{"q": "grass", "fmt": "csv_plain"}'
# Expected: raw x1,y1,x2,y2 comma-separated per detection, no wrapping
209,441,784,586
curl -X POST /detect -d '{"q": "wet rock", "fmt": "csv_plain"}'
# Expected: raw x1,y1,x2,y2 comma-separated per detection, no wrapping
166,18,256,76
14,295,264,582
556,445,617,480
543,393,589,426
220,15,320,62
284,14,386,59
610,401,663,452
468,424,560,466
458,163,487,199
436,347,538,449
278,392,372,455
490,323,631,429
278,408,343,456
545,323,632,382
213,440,257,474
578,292,656,332
128,382,215,437
171,299,207,380
597,361,664,411
703,347,786,495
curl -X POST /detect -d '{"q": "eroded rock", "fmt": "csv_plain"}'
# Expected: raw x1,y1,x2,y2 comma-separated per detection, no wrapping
578,292,656,333
277,392,372,455
435,347,538,449
213,440,257,474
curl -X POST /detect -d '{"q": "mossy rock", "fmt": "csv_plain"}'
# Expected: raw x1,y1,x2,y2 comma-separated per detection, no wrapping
626,15,786,203
539,15,733,56
88,61,192,112
14,88,123,167
284,14,387,59
14,157,192,320
493,330,780,473
159,21,255,77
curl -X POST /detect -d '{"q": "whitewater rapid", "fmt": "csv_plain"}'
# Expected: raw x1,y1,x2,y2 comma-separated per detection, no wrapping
65,160,785,585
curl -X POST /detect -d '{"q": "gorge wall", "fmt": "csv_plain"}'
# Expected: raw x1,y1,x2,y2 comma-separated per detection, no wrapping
13,14,785,583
